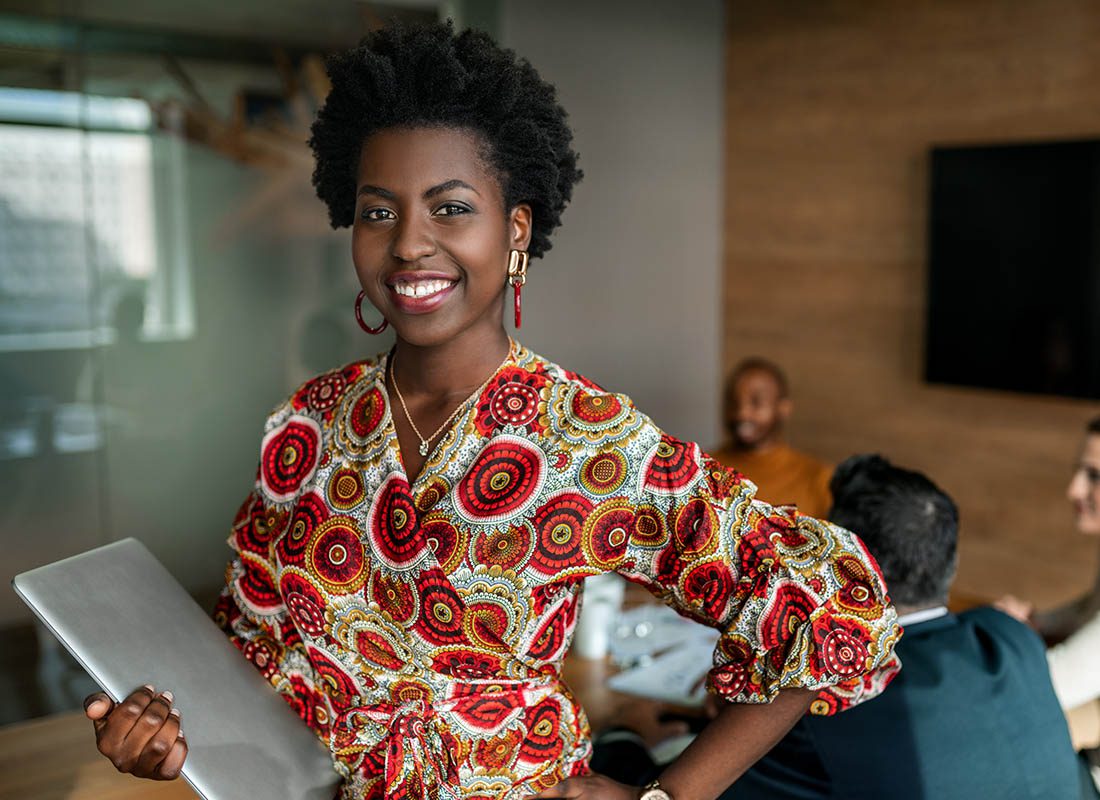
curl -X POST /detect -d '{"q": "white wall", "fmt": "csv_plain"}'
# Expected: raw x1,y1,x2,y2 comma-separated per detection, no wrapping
500,0,724,447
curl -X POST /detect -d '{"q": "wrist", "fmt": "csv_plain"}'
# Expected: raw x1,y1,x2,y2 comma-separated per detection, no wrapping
640,778,675,800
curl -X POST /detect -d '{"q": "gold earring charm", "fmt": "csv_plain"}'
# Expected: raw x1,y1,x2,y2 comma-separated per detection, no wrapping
507,249,529,328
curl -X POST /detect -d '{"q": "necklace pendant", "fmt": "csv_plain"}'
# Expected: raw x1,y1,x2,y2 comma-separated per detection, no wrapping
418,441,429,456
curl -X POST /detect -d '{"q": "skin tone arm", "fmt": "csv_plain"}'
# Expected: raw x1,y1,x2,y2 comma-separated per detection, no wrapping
534,688,815,800
84,685,188,780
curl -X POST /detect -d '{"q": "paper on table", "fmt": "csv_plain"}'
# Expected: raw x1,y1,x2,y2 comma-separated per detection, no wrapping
609,603,715,667
607,630,719,707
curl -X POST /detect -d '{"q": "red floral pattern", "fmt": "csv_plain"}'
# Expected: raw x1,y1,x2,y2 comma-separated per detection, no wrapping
216,343,900,800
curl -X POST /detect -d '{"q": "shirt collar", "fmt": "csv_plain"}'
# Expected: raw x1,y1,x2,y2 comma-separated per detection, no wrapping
896,606,949,627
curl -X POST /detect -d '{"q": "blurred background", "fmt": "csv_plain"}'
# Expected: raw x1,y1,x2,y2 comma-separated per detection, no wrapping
0,0,724,727
0,0,1098,762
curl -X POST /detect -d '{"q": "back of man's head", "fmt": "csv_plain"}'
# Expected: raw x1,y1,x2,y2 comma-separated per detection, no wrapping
828,454,959,608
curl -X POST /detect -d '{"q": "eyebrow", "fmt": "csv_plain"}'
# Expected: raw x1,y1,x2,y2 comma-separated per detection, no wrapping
356,179,480,201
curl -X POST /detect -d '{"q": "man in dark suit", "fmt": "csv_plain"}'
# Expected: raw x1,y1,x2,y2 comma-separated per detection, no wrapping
723,454,1095,800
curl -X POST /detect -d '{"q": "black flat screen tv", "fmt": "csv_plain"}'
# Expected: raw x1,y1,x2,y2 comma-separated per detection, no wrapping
926,139,1100,400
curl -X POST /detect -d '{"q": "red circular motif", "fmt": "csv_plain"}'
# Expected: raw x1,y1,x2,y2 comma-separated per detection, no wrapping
473,728,523,771
632,505,667,548
673,498,719,556
464,601,511,649
260,417,321,501
235,495,284,556
473,524,532,571
760,581,818,651
712,635,755,697
455,436,546,522
327,466,365,511
642,435,701,495
738,520,779,594
580,451,627,496
306,371,348,413
349,386,386,439
277,491,329,567
518,699,564,764
242,638,280,679
421,512,465,573
584,500,634,569
530,492,593,575
369,572,418,624
820,627,869,678
236,556,281,613
355,629,406,671
432,647,504,680
491,382,541,427
308,518,367,593
569,392,623,424
833,555,881,617
413,568,466,646
681,559,735,621
416,477,449,512
368,476,427,570
281,571,328,637
308,646,360,710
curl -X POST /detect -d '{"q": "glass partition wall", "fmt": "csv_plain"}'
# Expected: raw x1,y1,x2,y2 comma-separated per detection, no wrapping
0,1,437,725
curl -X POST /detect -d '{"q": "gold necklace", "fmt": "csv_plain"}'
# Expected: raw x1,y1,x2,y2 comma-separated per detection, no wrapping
389,342,513,457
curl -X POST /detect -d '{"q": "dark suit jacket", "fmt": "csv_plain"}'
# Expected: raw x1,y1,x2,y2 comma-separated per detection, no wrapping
723,607,1084,800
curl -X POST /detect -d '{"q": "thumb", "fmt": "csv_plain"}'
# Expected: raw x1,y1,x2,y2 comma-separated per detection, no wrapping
83,692,114,721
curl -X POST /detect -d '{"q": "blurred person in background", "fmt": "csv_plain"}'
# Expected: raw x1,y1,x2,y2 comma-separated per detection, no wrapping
709,358,832,519
78,22,901,800
999,417,1100,789
725,455,1092,800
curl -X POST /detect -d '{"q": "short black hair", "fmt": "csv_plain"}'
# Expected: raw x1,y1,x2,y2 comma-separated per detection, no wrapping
309,21,582,259
828,454,959,607
727,357,789,398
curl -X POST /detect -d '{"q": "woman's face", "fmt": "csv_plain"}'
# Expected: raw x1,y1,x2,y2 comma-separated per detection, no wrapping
1067,433,1100,535
352,126,531,348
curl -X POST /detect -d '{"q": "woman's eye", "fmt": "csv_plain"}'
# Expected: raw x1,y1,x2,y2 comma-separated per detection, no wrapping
434,203,470,217
361,207,395,221
1086,468,1100,484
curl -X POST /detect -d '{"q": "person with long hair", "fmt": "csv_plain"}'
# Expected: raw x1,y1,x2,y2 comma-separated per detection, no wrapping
82,22,900,800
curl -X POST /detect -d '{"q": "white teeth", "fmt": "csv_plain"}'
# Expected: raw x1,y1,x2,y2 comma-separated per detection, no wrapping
393,279,452,298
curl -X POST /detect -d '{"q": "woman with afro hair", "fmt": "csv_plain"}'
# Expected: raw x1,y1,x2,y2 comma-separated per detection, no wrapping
84,21,901,800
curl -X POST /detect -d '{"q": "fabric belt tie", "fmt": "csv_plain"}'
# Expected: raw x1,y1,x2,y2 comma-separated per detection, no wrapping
345,679,557,800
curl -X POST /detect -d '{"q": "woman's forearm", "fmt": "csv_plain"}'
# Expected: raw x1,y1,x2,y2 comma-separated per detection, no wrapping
655,689,815,800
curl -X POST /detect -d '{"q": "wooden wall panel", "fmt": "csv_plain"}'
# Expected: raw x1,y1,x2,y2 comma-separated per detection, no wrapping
723,0,1100,605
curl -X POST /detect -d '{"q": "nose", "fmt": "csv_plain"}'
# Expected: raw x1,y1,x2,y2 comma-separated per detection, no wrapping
391,215,436,262
1067,469,1087,502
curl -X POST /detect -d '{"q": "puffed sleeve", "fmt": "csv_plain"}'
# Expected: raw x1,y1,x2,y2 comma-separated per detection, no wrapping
609,419,901,715
211,399,332,738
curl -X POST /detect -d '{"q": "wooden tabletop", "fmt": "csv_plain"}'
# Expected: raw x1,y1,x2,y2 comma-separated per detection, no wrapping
0,710,197,800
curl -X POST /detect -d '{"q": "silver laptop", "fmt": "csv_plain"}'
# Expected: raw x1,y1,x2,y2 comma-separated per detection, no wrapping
12,537,341,800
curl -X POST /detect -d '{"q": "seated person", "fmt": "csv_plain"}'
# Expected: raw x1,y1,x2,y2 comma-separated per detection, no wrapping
723,455,1093,800
999,416,1100,713
709,358,831,518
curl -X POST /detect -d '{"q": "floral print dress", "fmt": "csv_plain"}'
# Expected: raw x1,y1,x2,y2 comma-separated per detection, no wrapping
213,341,901,800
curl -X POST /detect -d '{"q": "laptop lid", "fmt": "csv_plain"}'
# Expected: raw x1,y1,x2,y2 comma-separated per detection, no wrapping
12,538,341,800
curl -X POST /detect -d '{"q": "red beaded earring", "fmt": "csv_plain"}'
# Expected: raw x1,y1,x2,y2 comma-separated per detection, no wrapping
507,249,529,328
354,290,388,335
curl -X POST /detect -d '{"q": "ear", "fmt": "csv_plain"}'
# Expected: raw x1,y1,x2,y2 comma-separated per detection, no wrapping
777,397,793,423
509,203,533,251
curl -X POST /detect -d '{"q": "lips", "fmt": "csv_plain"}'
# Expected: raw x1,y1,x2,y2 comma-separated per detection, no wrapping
386,271,458,315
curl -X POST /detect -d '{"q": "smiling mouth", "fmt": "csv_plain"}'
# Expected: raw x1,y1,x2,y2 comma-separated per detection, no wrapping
391,278,456,299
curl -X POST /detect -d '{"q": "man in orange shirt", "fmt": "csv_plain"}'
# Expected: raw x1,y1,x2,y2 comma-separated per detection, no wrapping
709,358,832,518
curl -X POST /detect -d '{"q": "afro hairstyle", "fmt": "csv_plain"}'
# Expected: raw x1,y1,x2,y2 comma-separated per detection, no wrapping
309,21,582,259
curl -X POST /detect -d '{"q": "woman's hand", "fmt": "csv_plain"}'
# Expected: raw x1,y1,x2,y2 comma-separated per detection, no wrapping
531,774,642,799
84,685,188,780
